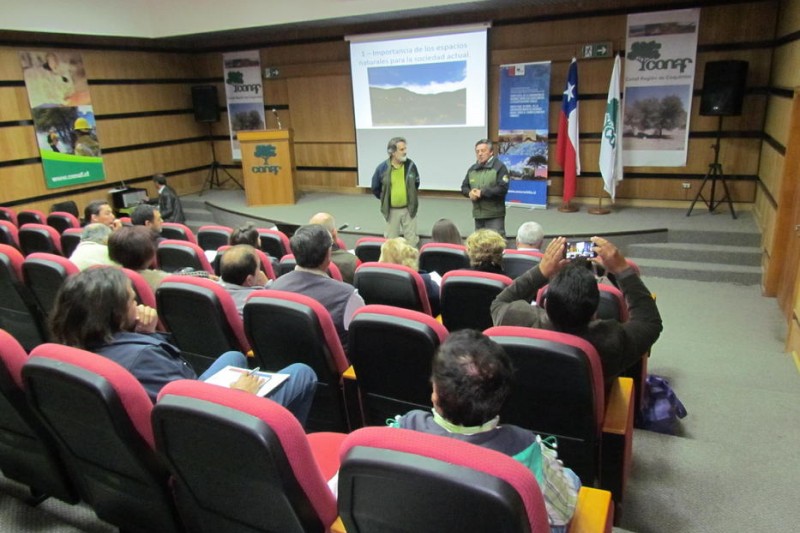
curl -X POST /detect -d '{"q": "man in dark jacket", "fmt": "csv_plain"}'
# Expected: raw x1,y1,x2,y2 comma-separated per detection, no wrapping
371,137,421,247
490,236,662,389
153,173,185,223
461,138,509,236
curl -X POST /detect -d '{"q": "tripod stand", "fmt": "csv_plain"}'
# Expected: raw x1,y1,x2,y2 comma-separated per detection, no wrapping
200,123,242,195
686,116,736,219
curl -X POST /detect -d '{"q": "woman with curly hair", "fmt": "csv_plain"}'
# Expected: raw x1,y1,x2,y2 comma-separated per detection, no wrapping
465,229,507,275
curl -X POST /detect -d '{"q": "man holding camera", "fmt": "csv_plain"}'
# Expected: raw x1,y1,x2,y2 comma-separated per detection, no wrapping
490,236,662,388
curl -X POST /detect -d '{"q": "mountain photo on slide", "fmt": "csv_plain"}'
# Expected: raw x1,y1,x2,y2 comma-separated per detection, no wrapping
368,61,467,126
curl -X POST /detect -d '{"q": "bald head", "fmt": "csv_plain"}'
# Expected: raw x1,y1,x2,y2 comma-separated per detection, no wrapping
220,244,259,286
309,212,337,238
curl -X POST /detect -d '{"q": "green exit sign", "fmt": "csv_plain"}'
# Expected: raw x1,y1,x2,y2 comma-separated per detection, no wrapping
580,42,612,59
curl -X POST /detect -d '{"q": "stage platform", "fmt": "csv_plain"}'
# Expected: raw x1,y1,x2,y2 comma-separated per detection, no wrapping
190,189,757,250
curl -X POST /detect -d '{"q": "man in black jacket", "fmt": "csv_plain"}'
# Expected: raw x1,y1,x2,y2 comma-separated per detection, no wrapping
491,236,662,388
152,173,185,223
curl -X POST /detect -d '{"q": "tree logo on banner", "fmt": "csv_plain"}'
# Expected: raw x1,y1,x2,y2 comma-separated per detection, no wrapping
226,70,261,94
628,41,693,73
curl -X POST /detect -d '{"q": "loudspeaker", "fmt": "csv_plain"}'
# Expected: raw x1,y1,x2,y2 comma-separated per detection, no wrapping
191,85,220,123
700,61,748,116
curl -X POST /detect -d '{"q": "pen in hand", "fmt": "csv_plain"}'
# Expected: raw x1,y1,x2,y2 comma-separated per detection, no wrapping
247,367,260,376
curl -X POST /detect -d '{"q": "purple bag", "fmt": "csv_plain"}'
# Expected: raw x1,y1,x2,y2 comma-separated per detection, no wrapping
637,374,687,435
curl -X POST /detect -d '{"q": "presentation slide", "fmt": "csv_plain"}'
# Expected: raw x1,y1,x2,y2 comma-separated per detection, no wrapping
349,27,488,191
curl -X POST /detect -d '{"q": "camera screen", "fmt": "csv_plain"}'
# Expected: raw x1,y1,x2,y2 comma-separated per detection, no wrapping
566,241,597,259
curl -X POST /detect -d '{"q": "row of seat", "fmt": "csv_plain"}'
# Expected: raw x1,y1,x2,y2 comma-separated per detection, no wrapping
0,206,80,232
0,329,614,533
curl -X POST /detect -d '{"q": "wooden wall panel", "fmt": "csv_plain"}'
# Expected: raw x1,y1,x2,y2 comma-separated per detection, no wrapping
103,142,211,180
97,114,205,148
287,75,354,142
777,0,800,37
264,79,289,106
754,186,777,253
0,125,39,161
771,41,800,88
764,95,793,145
758,142,785,200
0,163,45,203
698,2,777,44
294,143,356,168
297,170,357,190
82,50,198,79
90,84,193,114
263,42,349,66
0,48,25,79
0,87,33,120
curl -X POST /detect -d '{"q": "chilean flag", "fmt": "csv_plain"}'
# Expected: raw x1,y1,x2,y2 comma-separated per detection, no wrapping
556,58,580,204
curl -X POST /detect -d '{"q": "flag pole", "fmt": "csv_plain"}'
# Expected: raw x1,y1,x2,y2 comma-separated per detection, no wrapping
588,193,610,215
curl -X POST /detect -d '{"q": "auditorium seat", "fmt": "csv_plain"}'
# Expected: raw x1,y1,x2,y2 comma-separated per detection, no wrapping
49,200,79,219
153,379,346,533
440,270,512,332
59,228,83,259
418,242,470,275
0,221,19,249
160,222,197,244
485,326,634,511
0,207,17,227
0,245,47,351
244,290,351,432
347,305,447,426
257,228,291,260
18,223,63,256
354,237,386,263
197,225,233,252
23,344,183,532
502,249,543,279
155,275,249,375
22,253,79,318
277,253,341,280
338,426,615,533
16,209,46,227
46,211,80,234
0,329,79,506
156,239,214,274
353,262,431,315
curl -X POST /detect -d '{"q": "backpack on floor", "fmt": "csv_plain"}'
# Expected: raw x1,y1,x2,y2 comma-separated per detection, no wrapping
637,374,687,435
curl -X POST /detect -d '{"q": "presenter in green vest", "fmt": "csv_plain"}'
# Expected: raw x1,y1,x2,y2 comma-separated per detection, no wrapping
371,137,421,247
461,138,510,236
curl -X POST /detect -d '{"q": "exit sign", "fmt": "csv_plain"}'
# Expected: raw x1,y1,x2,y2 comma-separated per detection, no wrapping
580,42,612,59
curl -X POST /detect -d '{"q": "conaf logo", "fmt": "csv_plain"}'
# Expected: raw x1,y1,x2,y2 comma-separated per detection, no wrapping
628,41,693,73
226,71,261,94
252,144,281,175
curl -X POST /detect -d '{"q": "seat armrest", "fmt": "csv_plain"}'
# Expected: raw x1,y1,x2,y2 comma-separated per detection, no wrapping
600,376,634,520
343,365,357,381
602,377,633,435
567,486,614,533
330,516,346,533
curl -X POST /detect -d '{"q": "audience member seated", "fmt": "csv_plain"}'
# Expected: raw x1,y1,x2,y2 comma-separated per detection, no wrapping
309,212,357,285
130,204,165,244
229,221,260,247
516,221,545,252
430,218,462,245
378,237,441,317
68,223,118,270
108,226,214,293
218,244,271,317
83,199,121,230
391,329,580,532
270,224,364,350
48,267,317,425
466,229,507,275
491,236,663,389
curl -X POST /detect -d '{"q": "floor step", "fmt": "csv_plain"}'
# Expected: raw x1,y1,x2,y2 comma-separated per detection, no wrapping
632,257,761,285
667,229,760,247
628,242,761,266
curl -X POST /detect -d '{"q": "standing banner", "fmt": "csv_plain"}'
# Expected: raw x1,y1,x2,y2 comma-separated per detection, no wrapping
223,50,266,161
497,62,551,209
600,55,623,202
20,50,105,189
623,8,700,166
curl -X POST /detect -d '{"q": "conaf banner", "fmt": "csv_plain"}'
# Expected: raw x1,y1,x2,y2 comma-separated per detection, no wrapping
623,8,699,166
223,50,266,160
20,50,105,189
497,62,551,209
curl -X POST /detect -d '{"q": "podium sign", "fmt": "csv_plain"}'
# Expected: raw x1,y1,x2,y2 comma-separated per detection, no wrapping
238,129,296,205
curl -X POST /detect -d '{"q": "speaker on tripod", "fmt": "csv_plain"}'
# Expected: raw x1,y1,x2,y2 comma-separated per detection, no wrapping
687,60,748,219
191,85,242,194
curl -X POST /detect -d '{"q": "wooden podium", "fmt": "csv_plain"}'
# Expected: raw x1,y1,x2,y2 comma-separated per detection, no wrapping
238,129,297,206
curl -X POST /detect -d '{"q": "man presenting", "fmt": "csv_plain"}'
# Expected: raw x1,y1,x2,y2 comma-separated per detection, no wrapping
461,139,509,236
371,137,420,247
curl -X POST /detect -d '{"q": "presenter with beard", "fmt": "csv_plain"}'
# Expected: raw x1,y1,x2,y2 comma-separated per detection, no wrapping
370,137,421,248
